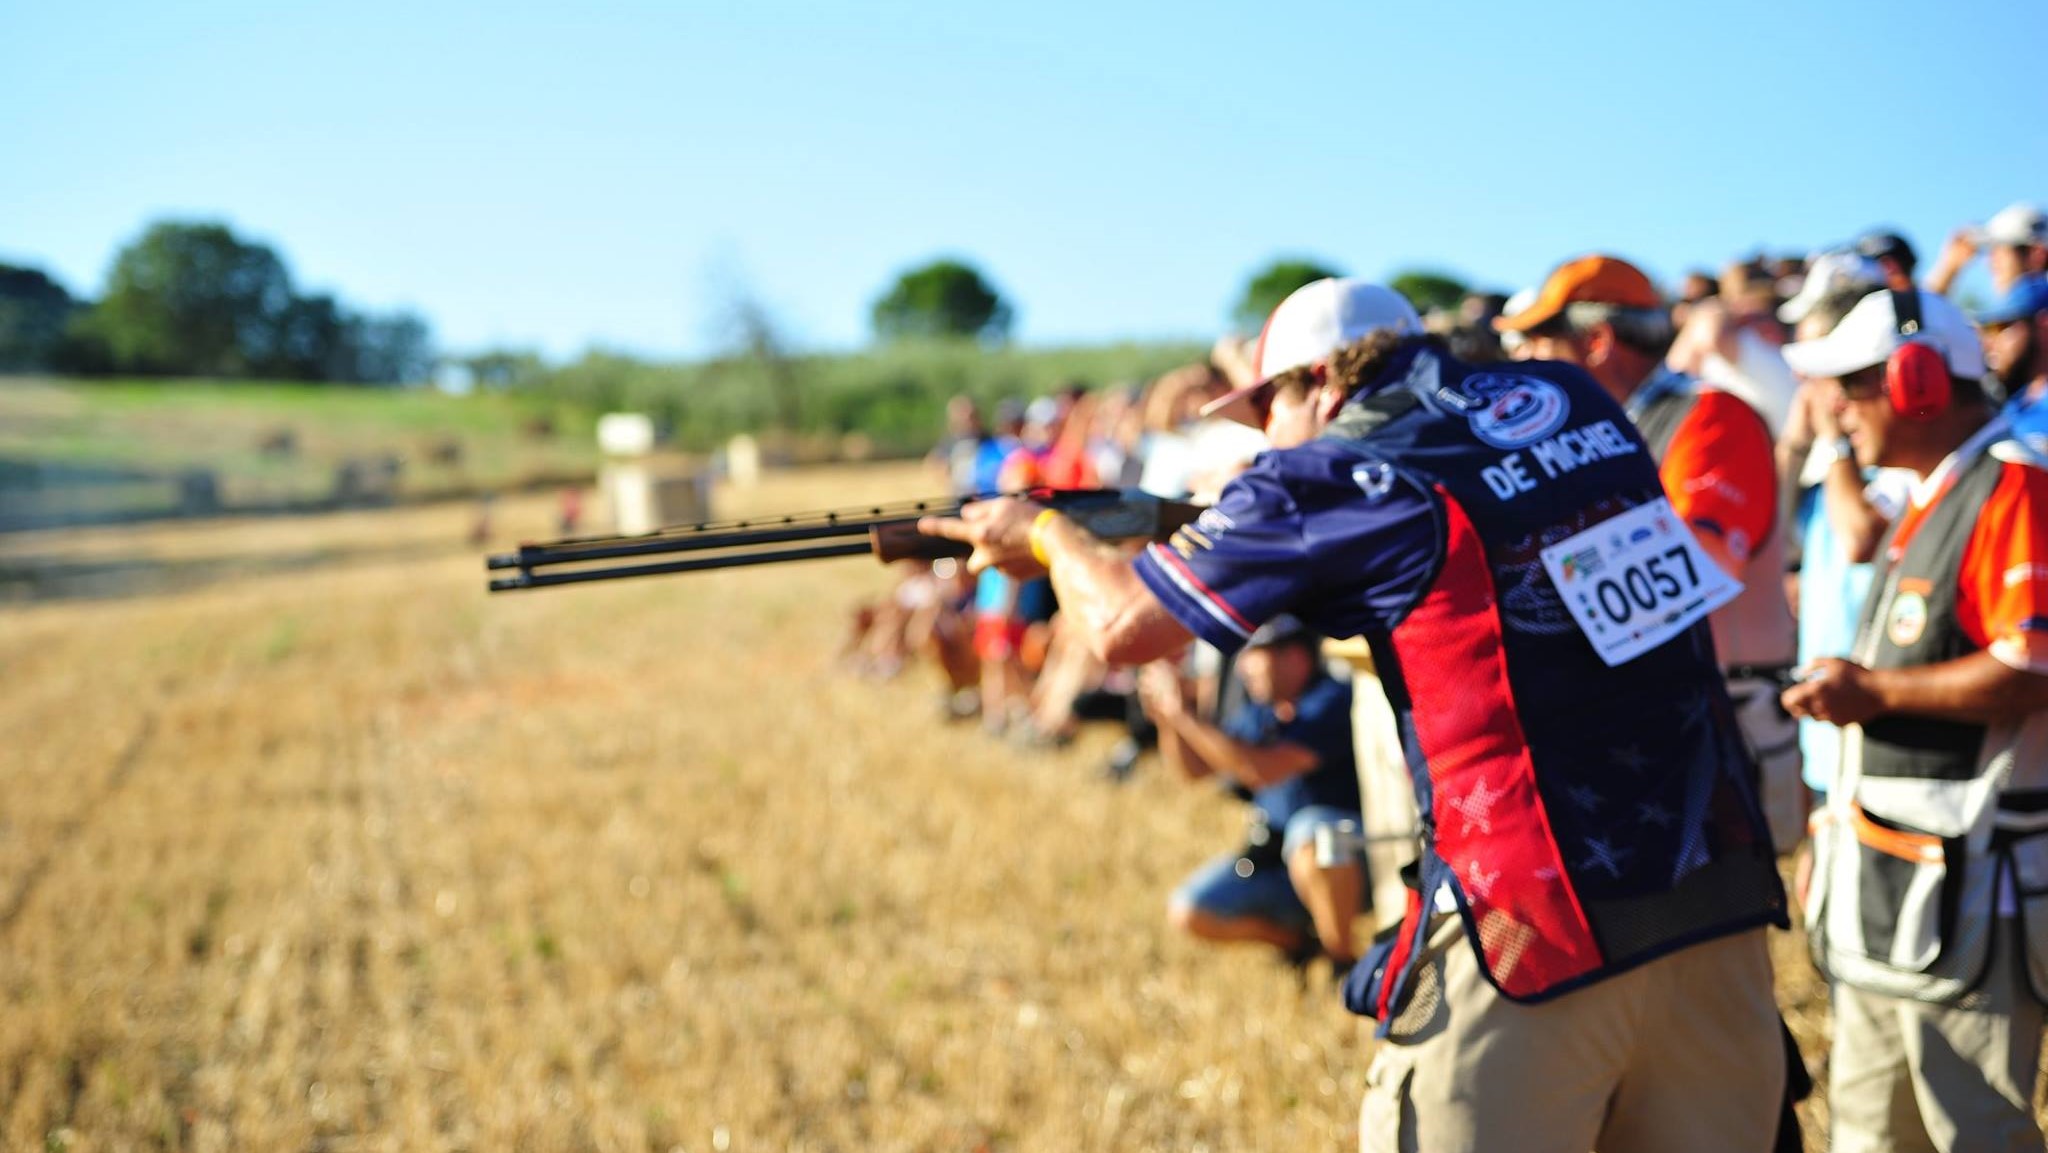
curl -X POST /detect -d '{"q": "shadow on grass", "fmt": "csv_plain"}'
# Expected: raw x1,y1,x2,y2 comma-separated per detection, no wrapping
0,455,594,533
0,539,475,604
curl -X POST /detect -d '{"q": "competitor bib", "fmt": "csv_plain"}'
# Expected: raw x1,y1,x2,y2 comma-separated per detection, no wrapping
1540,498,1741,667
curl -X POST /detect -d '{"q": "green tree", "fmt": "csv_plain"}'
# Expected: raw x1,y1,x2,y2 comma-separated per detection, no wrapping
346,312,435,385
269,292,348,380
870,258,1012,343
1233,258,1344,333
0,263,78,371
1389,269,1469,316
50,311,116,375
71,219,434,383
92,220,297,376
462,348,548,391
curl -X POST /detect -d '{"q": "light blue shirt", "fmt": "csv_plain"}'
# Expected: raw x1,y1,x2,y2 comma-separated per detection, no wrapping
1795,482,1873,793
1794,466,1911,793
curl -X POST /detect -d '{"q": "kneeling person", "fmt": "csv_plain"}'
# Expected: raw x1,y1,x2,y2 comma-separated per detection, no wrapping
1142,616,1364,965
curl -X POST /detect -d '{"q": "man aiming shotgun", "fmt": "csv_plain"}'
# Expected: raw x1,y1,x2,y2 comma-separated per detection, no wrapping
917,278,1794,1152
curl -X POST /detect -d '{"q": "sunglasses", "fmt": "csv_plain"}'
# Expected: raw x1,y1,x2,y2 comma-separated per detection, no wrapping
1247,379,1278,428
1833,366,1889,401
1247,365,1324,429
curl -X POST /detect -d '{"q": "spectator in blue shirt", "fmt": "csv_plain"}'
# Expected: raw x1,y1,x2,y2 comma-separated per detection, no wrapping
1138,615,1364,966
1977,273,2048,422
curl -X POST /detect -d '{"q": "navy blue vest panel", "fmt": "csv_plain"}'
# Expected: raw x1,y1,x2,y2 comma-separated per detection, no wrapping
1327,349,1786,1011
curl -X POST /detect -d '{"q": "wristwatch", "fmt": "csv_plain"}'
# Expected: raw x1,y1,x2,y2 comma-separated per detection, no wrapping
1819,435,1855,465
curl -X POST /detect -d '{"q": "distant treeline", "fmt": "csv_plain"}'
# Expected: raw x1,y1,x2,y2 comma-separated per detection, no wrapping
4,220,1480,458
0,220,433,384
453,255,1471,458
478,339,1210,458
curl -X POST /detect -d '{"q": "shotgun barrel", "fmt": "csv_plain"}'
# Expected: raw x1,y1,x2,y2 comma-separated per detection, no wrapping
484,489,1200,593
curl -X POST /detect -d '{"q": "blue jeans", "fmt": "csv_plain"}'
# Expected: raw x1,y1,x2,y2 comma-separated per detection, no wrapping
1171,805,1364,934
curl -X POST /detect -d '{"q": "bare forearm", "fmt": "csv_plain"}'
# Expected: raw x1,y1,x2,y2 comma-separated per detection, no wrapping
1925,257,1963,297
1038,515,1190,664
1165,711,1264,789
1869,653,2048,725
1166,711,1316,790
917,499,1196,662
1819,460,1887,563
1774,441,1811,515
1154,721,1212,782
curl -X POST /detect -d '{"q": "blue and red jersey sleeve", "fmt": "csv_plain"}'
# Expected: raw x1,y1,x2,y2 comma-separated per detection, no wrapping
1130,445,1442,653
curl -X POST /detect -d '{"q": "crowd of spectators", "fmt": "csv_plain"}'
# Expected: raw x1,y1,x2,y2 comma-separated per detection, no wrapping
836,199,2048,1149
839,200,2048,966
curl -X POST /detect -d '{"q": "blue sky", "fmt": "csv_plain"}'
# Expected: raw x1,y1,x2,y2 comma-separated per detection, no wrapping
4,0,2045,361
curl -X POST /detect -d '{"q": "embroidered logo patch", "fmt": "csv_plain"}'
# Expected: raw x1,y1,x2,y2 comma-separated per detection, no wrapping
1888,591,1929,647
1466,375,1571,449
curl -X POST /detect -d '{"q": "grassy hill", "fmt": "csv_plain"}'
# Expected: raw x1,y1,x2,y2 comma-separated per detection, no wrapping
528,338,1209,457
0,339,1206,529
0,376,595,530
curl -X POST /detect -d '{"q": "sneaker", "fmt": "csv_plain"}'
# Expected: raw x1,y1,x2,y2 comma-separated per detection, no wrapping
1284,937,1345,990
1283,936,1324,971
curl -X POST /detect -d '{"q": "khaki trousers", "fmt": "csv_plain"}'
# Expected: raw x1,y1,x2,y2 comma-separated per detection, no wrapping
1360,915,1783,1153
1829,929,2046,1153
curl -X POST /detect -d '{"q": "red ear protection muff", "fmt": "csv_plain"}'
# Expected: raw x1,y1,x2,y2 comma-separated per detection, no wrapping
1885,289,1951,421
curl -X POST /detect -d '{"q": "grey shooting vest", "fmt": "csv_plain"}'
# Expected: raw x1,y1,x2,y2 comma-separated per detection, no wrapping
1628,369,1700,459
1806,431,2048,1003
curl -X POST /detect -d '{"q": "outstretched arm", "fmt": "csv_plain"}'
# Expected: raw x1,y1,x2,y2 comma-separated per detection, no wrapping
1162,710,1319,790
919,498,1194,664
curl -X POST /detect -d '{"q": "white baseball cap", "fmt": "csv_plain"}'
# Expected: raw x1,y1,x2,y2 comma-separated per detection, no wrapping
1495,286,1539,354
1969,202,2048,248
1776,251,1886,325
1202,278,1423,425
1781,289,1986,380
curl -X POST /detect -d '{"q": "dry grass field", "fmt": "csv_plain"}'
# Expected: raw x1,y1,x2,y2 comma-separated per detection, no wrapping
0,459,2023,1151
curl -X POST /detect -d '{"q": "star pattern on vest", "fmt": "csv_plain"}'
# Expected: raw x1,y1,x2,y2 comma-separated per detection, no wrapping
1449,777,1504,837
1610,745,1652,773
1463,859,1501,900
1636,801,1675,829
1580,836,1632,878
1673,832,1710,879
1567,783,1603,813
1497,555,1578,636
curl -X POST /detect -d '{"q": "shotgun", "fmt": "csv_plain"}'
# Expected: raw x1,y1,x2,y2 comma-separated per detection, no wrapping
485,488,1201,592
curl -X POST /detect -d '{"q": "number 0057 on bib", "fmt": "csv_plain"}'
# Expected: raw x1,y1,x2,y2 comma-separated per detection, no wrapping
1538,498,1742,667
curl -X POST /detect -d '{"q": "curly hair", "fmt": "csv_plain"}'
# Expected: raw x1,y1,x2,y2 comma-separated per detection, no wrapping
1257,331,1452,411
1327,331,1447,401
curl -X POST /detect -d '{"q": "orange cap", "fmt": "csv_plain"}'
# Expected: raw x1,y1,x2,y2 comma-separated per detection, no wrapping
1493,255,1664,333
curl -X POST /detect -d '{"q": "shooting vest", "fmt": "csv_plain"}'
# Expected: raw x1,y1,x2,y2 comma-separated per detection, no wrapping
1630,370,1805,851
1628,370,1797,671
1627,369,1699,459
1807,428,2048,1004
1334,349,1786,1030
